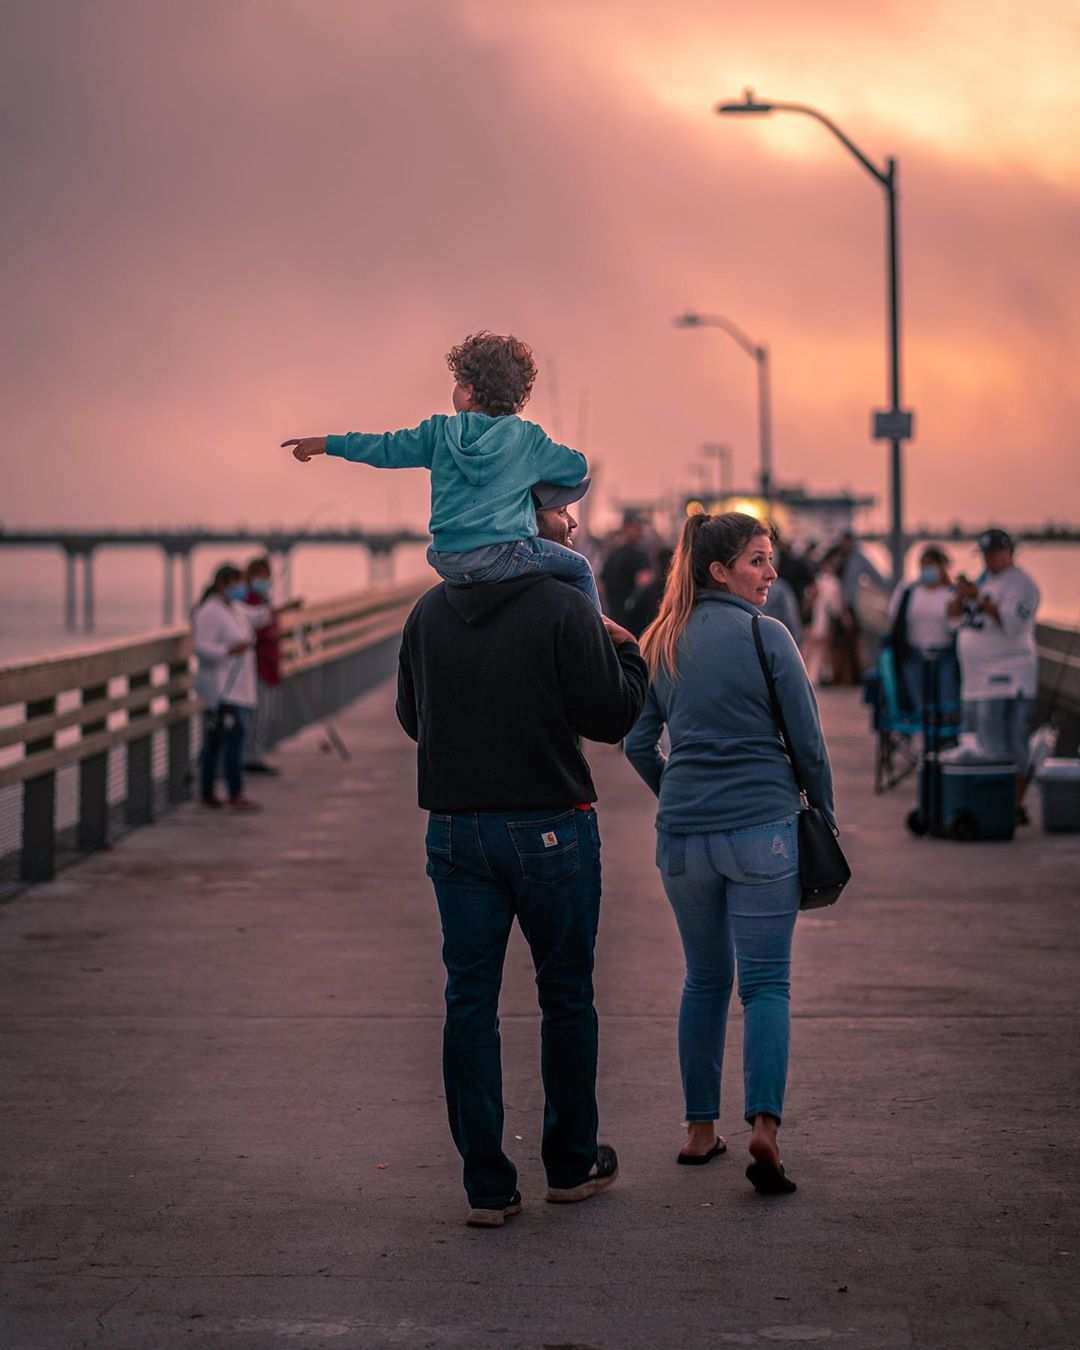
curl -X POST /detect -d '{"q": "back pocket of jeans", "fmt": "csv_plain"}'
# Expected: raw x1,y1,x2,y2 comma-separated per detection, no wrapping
728,818,798,882
507,812,580,884
425,814,456,880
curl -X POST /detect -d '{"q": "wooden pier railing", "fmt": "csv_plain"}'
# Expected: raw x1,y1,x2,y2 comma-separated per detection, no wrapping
0,582,425,894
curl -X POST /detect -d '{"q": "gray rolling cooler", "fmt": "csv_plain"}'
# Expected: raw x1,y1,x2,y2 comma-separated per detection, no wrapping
905,651,1015,842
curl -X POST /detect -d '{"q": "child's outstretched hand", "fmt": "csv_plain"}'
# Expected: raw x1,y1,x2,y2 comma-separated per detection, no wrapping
282,437,327,462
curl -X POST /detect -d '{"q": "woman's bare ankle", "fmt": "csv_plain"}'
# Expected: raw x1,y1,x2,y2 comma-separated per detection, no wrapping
684,1121,720,1155
748,1113,780,1167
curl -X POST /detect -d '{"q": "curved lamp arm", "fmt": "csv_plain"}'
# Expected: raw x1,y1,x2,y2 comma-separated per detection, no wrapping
716,92,889,188
674,311,762,361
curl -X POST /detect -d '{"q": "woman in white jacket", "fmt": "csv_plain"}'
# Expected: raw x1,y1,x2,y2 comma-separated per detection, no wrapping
802,549,844,686
192,564,270,809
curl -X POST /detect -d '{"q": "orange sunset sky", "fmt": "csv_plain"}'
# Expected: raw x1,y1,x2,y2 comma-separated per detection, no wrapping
4,0,1079,533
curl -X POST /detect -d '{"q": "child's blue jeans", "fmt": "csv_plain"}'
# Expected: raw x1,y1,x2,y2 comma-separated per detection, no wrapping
656,817,800,1126
429,539,601,611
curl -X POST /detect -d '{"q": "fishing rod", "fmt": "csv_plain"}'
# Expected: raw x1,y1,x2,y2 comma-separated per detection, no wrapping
286,619,351,762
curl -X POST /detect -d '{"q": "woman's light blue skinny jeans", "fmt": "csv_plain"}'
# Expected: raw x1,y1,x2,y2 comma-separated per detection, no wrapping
657,815,800,1125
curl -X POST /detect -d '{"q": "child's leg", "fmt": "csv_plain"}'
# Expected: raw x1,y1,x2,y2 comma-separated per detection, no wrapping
430,539,601,611
515,538,602,611
428,543,518,586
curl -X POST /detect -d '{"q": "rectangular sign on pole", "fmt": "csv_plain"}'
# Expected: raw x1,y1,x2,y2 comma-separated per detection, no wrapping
873,409,914,441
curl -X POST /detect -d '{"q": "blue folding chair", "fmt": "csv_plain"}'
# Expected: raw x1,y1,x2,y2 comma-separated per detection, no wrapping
868,646,923,793
867,647,961,794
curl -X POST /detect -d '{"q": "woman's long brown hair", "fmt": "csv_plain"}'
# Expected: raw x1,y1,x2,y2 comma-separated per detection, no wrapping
638,512,770,679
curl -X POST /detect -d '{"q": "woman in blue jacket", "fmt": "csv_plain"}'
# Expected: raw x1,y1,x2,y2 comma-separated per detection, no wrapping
625,512,835,1195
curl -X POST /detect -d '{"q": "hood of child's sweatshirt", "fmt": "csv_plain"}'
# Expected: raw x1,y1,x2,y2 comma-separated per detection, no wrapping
442,412,528,486
441,574,551,626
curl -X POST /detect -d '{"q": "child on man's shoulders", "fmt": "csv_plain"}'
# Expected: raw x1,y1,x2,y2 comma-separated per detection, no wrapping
282,331,600,609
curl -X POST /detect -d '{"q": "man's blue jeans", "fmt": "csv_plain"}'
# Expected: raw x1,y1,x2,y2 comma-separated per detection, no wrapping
657,817,800,1125
426,807,602,1209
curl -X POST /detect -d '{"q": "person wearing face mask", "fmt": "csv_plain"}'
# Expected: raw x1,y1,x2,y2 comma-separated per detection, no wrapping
884,546,959,716
192,563,272,810
624,513,835,1196
242,556,303,776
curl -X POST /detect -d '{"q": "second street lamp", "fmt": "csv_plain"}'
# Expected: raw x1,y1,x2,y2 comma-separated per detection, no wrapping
702,442,734,496
675,311,773,500
715,89,912,585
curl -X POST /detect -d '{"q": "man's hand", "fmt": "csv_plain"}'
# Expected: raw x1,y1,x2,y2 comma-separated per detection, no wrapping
282,437,327,463
954,575,979,603
978,594,1002,625
602,615,636,646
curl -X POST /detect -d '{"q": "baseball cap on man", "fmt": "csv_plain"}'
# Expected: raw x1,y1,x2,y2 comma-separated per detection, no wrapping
978,527,1013,552
532,476,591,510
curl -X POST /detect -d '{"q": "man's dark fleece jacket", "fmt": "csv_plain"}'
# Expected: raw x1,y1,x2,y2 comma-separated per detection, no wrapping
396,575,649,812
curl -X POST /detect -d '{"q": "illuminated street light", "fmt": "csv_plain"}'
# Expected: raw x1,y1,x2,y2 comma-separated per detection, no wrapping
715,89,912,584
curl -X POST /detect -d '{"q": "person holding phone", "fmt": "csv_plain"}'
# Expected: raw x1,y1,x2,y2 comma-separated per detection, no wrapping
948,529,1041,823
192,563,271,810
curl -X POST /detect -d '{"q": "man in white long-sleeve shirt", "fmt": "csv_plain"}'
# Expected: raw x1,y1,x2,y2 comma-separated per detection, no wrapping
948,528,1040,822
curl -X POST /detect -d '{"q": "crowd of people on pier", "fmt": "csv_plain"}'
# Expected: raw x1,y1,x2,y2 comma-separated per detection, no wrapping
591,516,1041,821
592,516,892,690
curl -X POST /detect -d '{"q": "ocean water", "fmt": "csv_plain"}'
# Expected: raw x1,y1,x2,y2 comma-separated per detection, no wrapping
0,538,1076,667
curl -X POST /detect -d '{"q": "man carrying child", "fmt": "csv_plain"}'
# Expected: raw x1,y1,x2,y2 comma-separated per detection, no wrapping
283,334,641,1226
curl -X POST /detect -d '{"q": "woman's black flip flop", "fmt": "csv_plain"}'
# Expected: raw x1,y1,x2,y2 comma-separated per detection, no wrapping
677,1140,727,1166
746,1159,798,1194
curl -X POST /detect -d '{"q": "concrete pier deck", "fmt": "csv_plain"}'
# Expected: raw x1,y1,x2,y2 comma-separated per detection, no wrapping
2,681,1079,1349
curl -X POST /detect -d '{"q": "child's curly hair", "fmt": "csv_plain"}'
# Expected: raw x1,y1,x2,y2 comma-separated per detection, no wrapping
446,331,537,416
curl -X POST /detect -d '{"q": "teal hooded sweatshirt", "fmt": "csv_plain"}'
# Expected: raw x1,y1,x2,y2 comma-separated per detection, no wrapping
325,413,587,554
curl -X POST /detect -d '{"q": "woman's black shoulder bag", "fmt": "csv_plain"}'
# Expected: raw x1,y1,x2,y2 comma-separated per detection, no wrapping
751,615,851,910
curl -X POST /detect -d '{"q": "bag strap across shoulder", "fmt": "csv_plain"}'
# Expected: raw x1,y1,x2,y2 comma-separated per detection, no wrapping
751,614,806,799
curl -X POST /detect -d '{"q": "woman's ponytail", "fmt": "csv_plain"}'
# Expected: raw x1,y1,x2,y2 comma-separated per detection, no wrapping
639,513,710,679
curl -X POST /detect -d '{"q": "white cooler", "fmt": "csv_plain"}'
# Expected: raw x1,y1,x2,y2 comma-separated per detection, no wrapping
1036,758,1080,833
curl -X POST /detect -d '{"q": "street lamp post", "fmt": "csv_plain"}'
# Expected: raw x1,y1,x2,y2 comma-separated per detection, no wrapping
702,442,733,496
675,312,773,501
715,90,911,585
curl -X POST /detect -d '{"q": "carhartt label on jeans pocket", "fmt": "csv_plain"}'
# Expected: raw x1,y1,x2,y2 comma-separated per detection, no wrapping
542,831,559,848
771,834,787,857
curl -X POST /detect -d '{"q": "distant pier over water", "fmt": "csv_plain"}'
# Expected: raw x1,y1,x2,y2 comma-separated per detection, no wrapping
0,526,427,632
